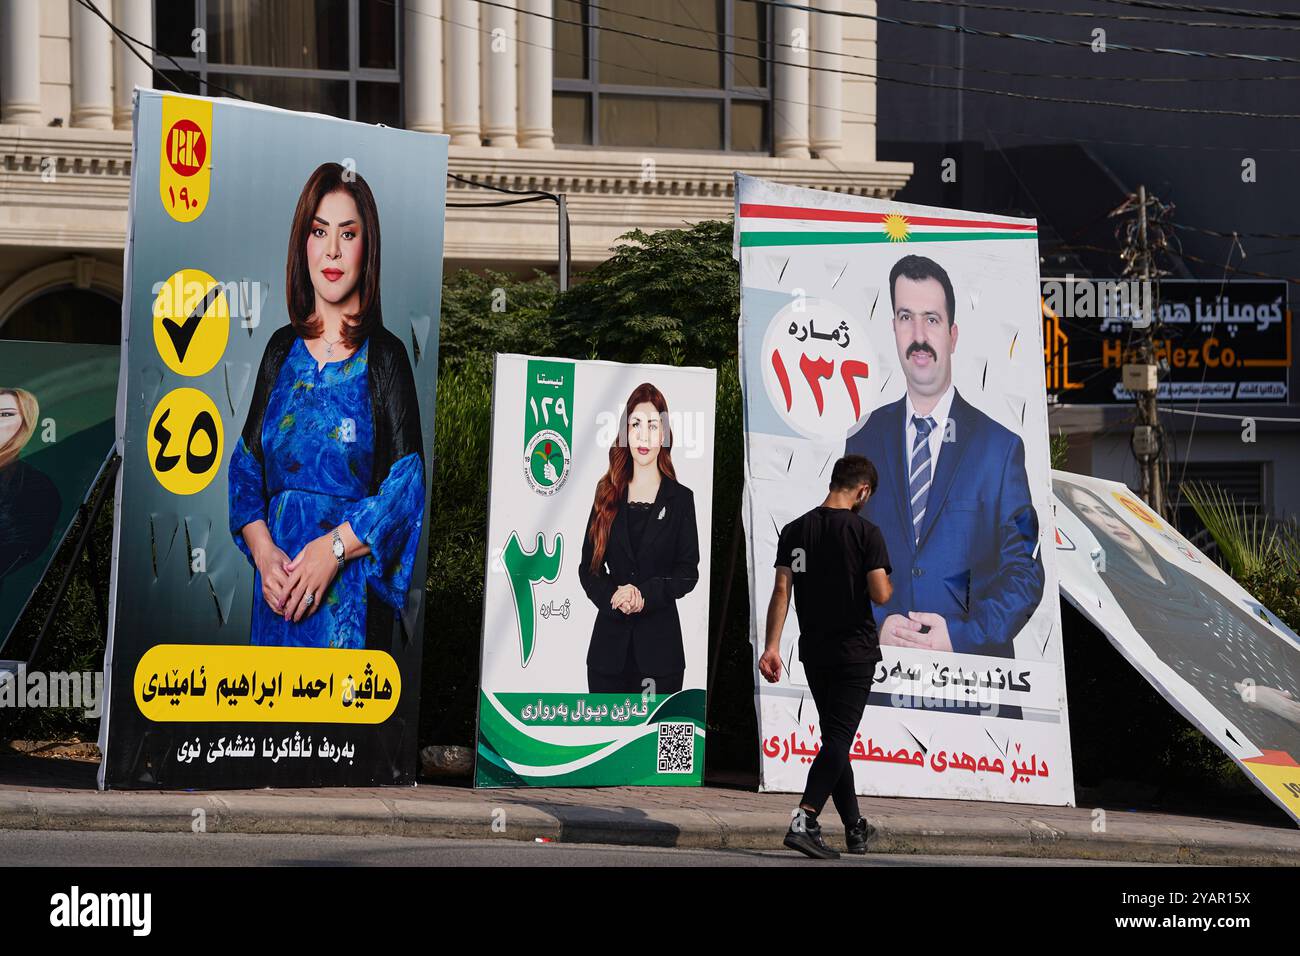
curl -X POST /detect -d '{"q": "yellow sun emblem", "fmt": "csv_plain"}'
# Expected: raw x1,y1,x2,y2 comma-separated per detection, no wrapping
883,214,910,242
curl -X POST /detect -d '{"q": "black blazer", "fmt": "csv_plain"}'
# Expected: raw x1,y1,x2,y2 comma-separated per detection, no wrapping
578,475,700,675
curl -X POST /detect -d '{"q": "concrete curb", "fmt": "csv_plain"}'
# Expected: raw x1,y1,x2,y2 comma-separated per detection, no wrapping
1,790,1297,864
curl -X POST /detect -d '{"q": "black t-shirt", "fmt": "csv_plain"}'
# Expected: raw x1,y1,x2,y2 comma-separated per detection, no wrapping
775,506,892,666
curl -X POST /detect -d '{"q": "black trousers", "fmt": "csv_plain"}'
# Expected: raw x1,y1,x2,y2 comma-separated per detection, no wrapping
800,661,875,827
587,639,684,695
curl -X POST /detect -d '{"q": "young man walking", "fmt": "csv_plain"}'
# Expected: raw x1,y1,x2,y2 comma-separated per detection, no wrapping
759,454,893,860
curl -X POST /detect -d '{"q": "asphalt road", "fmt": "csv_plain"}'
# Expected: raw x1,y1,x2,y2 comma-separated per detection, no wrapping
0,830,1161,866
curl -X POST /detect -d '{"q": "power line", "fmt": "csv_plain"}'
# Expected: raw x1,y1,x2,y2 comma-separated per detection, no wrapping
1058,241,1300,285
393,0,1300,150
74,0,251,102
447,196,556,208
582,0,1300,82
74,0,181,94
899,0,1300,31
382,0,885,125
447,172,557,199
1160,408,1300,422
88,0,1300,152
474,0,1300,119
1087,0,1300,22
745,0,1300,64
1173,222,1300,242
81,4,563,220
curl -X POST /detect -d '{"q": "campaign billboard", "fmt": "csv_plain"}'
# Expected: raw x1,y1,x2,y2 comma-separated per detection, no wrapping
99,91,446,788
1054,470,1300,826
737,174,1074,805
475,354,716,787
0,341,118,652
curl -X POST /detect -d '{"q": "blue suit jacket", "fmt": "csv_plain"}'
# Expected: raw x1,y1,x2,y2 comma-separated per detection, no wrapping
845,388,1044,658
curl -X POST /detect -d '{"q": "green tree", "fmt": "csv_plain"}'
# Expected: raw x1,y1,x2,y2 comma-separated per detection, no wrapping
438,268,559,370
550,220,739,368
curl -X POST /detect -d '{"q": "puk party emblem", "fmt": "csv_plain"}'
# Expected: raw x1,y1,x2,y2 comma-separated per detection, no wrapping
159,95,212,223
147,387,224,495
152,269,229,376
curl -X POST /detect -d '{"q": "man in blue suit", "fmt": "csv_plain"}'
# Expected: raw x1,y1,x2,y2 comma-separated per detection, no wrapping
845,254,1043,661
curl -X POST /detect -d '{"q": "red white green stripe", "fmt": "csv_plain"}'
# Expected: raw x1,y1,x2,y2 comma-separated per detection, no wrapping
738,202,1037,247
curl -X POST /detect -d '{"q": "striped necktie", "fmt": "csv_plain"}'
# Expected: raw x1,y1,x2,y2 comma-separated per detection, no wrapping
910,415,936,543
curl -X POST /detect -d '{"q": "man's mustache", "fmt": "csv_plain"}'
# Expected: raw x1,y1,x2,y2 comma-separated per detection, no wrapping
906,342,937,361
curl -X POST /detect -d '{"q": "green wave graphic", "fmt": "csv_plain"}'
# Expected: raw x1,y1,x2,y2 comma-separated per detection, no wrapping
646,688,706,725
476,691,613,766
473,690,708,788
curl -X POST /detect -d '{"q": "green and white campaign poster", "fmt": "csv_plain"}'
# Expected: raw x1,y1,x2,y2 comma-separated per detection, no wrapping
475,354,717,787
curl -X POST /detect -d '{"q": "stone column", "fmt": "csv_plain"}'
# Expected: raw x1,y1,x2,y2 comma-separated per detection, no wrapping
444,0,481,145
404,0,444,132
0,0,42,125
112,0,153,129
481,0,518,147
810,0,843,159
72,0,114,128
772,3,809,158
517,0,553,148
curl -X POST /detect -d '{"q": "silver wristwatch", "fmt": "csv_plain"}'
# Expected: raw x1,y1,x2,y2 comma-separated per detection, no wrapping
330,527,346,571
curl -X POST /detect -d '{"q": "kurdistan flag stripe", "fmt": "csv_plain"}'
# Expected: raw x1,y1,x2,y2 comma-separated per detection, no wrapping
738,201,1037,247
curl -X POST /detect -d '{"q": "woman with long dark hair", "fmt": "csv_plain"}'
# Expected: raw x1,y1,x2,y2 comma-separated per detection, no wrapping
578,382,700,694
1057,479,1300,753
228,162,425,650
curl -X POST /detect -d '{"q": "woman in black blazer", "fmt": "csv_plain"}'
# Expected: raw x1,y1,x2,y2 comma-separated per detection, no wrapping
579,382,700,695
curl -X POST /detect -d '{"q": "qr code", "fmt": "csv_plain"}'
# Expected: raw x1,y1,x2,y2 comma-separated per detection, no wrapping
657,722,695,774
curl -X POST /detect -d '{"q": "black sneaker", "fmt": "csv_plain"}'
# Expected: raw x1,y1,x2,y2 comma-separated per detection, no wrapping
783,819,841,860
845,816,875,855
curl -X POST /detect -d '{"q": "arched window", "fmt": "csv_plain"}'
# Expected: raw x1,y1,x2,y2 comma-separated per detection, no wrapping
0,288,121,345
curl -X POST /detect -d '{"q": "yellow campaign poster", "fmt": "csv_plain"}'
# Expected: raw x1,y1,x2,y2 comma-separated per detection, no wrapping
100,91,447,789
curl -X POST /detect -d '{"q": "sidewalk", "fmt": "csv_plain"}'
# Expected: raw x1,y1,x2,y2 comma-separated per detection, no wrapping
1,752,1296,864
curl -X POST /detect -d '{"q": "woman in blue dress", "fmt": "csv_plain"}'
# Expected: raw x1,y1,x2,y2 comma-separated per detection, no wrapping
228,162,425,650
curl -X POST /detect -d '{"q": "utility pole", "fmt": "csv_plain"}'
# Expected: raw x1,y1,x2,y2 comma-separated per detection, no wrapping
1116,185,1168,517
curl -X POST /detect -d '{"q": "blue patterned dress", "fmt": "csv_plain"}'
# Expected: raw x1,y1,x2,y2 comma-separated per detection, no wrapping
228,336,424,648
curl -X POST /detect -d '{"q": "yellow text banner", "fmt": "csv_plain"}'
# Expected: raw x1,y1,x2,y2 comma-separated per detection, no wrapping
134,644,400,723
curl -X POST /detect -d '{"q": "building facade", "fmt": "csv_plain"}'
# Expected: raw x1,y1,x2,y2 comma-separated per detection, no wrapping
0,0,912,342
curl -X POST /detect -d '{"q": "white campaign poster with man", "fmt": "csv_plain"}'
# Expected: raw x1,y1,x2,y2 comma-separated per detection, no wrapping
475,354,716,787
736,174,1074,805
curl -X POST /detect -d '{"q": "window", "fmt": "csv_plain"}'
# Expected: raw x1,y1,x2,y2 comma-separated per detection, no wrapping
153,0,401,126
1,289,121,345
553,0,771,153
1172,461,1270,565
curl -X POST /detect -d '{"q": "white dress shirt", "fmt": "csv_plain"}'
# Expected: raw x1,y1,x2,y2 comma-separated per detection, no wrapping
904,383,956,476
